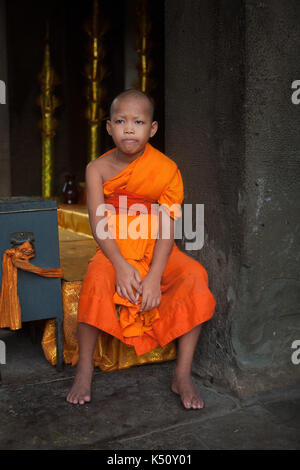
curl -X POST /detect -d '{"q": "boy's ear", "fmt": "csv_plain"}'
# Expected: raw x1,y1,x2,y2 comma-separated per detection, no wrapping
106,119,112,135
150,121,158,138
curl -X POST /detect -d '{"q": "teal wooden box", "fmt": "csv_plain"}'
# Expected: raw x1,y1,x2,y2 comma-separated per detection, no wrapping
0,197,63,371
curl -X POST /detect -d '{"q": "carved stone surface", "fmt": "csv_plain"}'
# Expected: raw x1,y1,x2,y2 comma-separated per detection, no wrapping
165,0,300,398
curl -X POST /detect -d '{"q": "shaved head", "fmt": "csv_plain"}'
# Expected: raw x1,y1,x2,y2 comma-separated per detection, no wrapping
109,89,155,121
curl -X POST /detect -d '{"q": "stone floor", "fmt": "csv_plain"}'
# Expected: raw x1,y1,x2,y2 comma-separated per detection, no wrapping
0,325,299,451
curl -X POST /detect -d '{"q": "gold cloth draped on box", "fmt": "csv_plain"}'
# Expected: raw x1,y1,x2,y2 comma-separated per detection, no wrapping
41,279,176,371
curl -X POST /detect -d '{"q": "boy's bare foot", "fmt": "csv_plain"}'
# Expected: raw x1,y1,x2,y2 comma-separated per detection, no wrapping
171,374,204,410
66,361,94,405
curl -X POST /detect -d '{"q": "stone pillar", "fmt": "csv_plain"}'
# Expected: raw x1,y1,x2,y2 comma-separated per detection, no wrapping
0,0,11,196
165,0,300,398
231,0,300,396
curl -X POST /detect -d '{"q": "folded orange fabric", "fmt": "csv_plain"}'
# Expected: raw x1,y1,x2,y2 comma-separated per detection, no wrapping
0,241,63,330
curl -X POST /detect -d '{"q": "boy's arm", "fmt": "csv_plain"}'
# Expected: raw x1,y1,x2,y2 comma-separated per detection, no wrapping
149,209,174,279
86,162,142,303
140,209,174,312
85,161,123,266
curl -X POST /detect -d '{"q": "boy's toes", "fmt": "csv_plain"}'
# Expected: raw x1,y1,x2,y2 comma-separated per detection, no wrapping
191,394,204,409
183,399,192,409
82,394,91,404
67,395,89,405
67,393,78,405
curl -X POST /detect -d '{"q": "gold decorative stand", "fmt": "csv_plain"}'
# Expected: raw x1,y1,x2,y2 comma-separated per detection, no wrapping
37,25,60,198
84,0,109,162
136,0,152,94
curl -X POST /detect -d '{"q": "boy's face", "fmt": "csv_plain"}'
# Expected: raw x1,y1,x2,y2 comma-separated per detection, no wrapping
106,96,158,158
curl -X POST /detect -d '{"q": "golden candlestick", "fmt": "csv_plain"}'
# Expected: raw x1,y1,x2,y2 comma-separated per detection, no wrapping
38,25,60,198
84,0,109,161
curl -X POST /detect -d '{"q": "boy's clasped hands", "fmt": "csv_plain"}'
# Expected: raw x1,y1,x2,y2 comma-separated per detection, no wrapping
115,258,161,312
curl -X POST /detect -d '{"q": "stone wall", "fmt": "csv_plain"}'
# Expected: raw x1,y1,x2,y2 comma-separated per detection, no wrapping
165,0,300,398
232,0,300,396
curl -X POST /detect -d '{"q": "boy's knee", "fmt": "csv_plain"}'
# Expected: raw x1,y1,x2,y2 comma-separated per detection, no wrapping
182,261,209,285
85,259,115,286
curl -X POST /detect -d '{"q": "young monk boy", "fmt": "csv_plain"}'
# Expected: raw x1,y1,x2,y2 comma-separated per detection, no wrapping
66,89,216,409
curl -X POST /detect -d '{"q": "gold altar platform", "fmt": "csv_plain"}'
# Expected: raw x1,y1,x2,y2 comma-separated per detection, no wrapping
41,204,176,372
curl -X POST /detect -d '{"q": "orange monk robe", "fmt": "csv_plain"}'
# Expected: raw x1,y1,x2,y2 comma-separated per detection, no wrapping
77,143,216,356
